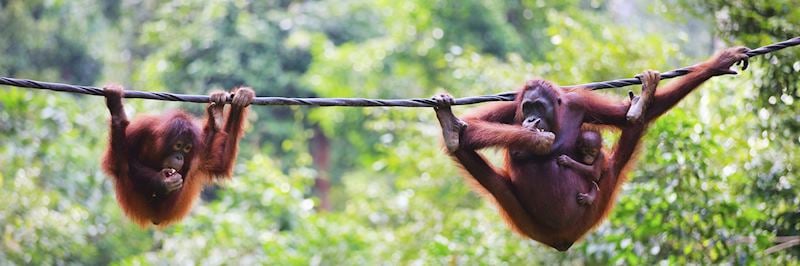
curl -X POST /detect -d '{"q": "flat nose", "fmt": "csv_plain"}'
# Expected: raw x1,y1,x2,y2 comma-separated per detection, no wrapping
175,153,183,161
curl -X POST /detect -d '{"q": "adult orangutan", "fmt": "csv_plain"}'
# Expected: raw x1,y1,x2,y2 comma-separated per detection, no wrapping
434,47,749,251
102,85,254,227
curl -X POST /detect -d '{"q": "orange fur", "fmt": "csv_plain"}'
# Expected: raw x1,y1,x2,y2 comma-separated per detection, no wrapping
102,86,253,227
441,47,747,250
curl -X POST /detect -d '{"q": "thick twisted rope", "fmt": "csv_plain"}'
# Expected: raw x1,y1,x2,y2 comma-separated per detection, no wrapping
1,37,798,107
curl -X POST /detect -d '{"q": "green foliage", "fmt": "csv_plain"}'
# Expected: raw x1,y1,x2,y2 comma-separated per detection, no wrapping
678,0,800,261
1,0,798,264
0,0,102,84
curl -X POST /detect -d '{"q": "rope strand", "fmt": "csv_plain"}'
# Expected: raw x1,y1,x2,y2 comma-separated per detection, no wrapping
1,37,798,107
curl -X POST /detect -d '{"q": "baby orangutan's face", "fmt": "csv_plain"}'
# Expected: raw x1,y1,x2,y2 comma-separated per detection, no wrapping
579,145,599,164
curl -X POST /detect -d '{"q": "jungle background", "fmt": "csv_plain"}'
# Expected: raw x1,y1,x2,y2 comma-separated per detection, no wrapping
1,0,798,264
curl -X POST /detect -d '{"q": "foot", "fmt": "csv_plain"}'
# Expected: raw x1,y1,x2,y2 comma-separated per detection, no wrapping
627,70,660,123
638,70,660,96
707,46,750,76
433,93,467,153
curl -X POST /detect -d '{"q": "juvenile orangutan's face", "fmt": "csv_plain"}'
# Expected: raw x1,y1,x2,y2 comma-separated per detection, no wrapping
162,137,193,175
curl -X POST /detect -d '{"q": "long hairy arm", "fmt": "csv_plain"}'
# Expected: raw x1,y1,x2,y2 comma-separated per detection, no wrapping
202,87,254,177
461,102,554,153
102,85,130,178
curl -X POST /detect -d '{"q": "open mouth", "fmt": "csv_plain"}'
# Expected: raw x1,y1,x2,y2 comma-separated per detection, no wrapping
529,118,550,133
164,168,177,176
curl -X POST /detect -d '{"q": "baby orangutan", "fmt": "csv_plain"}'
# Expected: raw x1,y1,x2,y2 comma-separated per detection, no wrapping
433,47,749,250
557,130,604,205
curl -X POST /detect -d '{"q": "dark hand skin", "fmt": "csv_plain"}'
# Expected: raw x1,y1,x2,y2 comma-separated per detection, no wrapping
433,93,555,155
104,85,188,194
101,84,256,227
433,47,750,251
160,169,183,192
559,70,659,206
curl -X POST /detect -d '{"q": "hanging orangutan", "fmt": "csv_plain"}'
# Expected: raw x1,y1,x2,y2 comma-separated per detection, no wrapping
102,85,254,227
434,47,749,250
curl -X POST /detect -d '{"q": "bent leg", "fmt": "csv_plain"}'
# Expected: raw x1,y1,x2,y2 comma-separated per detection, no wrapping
577,181,599,206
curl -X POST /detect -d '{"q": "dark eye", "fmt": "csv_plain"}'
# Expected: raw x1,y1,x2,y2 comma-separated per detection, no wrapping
173,142,183,151
183,144,192,153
